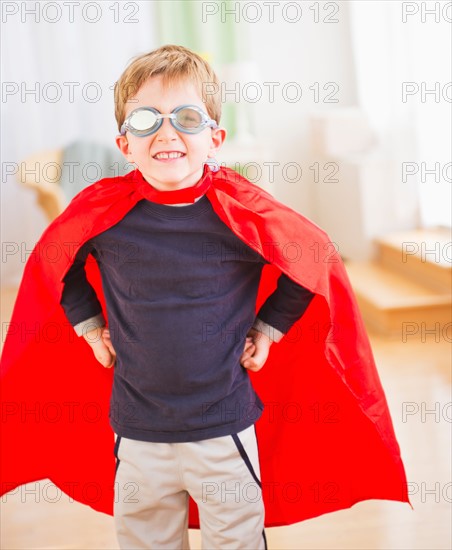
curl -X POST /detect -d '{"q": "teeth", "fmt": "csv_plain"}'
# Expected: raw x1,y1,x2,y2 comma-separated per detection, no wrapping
155,152,184,159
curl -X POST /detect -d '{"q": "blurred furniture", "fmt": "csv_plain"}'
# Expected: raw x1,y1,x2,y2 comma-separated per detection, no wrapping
309,108,419,262
18,141,131,222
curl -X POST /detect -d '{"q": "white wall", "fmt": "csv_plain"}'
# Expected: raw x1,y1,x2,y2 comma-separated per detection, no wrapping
227,1,358,216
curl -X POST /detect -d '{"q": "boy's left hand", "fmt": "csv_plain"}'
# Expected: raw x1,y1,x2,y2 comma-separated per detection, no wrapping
240,328,272,372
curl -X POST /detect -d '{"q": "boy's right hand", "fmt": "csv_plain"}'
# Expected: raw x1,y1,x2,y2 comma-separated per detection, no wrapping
83,327,116,368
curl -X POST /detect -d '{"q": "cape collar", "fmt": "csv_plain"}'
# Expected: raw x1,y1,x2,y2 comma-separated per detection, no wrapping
132,163,214,205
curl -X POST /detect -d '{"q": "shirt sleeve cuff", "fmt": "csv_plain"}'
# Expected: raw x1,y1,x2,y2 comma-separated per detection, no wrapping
252,318,285,343
73,313,106,337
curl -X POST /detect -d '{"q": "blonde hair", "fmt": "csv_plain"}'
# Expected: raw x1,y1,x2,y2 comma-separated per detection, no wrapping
114,45,221,133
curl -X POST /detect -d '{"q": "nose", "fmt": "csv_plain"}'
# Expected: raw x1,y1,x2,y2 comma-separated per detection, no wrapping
155,117,178,142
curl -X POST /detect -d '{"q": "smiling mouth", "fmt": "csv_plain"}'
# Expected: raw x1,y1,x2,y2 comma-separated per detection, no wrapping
153,152,186,160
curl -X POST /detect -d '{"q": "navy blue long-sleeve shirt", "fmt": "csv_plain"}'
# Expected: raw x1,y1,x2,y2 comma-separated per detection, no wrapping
60,195,314,442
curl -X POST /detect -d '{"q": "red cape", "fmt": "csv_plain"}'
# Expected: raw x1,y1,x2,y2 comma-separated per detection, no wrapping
0,166,410,527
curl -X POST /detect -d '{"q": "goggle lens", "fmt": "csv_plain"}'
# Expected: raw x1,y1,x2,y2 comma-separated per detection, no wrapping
175,108,203,129
129,110,159,132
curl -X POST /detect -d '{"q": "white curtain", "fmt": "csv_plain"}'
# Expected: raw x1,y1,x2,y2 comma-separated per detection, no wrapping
349,0,451,229
1,1,157,285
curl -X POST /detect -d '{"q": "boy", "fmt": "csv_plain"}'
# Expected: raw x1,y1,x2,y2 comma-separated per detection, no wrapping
0,45,410,550
60,45,314,549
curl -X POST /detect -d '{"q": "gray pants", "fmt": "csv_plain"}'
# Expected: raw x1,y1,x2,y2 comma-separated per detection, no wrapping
114,425,267,549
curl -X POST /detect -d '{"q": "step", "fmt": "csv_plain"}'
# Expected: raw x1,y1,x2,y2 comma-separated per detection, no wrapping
375,229,451,294
345,261,451,338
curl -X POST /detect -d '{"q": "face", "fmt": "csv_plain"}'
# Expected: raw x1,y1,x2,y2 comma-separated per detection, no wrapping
116,75,226,191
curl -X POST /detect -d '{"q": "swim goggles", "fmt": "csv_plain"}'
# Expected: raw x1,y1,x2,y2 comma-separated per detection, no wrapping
120,104,219,137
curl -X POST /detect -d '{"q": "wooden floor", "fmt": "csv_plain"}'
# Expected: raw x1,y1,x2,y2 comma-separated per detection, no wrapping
1,287,450,550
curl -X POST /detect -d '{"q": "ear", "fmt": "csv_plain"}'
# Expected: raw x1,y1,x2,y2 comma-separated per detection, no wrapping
115,134,134,161
207,127,227,159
